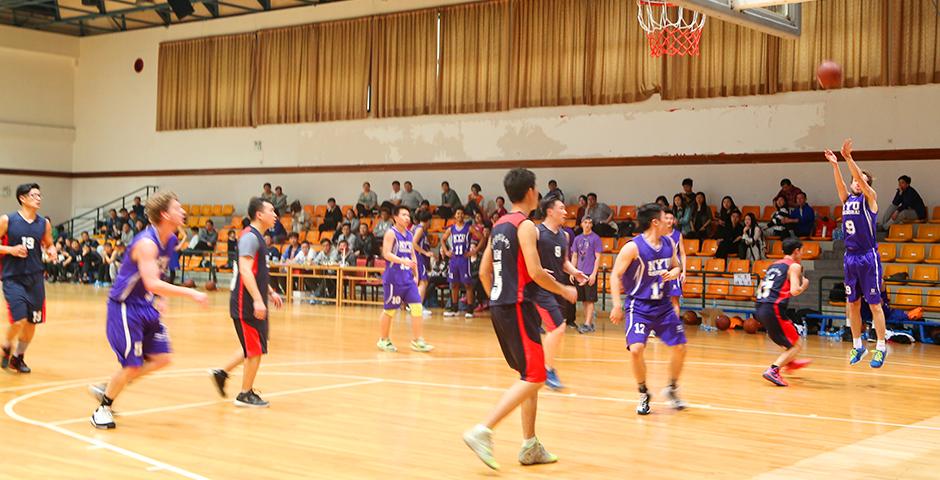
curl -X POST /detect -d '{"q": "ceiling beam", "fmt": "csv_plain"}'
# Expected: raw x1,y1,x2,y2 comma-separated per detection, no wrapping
35,0,215,27
256,0,268,11
204,0,217,17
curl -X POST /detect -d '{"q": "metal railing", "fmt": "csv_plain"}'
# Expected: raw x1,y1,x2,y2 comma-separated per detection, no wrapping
58,185,160,239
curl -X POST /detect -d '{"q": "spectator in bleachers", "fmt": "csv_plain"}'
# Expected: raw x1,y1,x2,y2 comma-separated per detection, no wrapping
263,234,281,264
357,182,379,217
465,183,484,217
688,192,713,245
655,196,669,209
438,181,462,219
672,194,692,235
715,210,744,259
786,192,815,237
127,210,142,231
267,216,287,243
318,198,343,233
61,239,80,281
336,240,357,267
881,174,927,230
290,201,311,234
168,226,186,284
574,194,588,227
313,238,339,298
357,223,378,258
493,196,508,218
105,209,121,237
293,241,312,264
716,196,740,232
281,232,303,263
131,196,145,220
572,216,603,333
415,199,432,218
766,195,794,238
80,231,98,248
241,217,250,230
381,181,403,212
425,250,449,308
261,183,274,203
226,230,238,268
679,178,695,209
134,219,145,235
117,208,129,227
400,181,425,213
585,193,616,237
547,179,564,203
372,208,393,239
272,186,288,215
79,243,102,284
195,220,218,251
333,223,359,253
775,178,804,208
741,213,765,261
187,226,201,250
99,242,118,285
343,208,360,233
120,223,134,246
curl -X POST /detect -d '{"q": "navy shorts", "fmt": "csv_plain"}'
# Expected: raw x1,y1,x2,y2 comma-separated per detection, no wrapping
3,273,45,324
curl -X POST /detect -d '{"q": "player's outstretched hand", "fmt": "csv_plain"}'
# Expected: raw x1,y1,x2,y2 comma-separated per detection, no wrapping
841,138,853,159
253,299,267,320
269,291,283,309
10,245,28,258
824,149,838,165
609,307,624,325
572,269,589,286
561,285,577,304
191,290,209,307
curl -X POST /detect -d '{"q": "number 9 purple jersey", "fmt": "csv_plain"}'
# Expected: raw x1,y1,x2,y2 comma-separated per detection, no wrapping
621,234,675,302
842,193,878,253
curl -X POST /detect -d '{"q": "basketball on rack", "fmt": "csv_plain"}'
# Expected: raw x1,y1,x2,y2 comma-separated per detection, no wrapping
816,60,843,89
715,315,731,331
682,311,702,326
205,280,217,291
183,279,196,288
744,317,760,334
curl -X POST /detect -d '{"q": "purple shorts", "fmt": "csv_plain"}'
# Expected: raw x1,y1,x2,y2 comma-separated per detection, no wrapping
106,300,171,368
383,280,421,310
624,298,686,349
417,256,430,282
844,250,882,304
448,257,472,285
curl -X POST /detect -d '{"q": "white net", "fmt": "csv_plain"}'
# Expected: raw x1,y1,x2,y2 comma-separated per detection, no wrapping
636,1,707,57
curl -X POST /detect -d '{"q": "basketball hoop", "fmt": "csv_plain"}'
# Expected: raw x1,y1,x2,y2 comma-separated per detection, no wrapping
636,1,706,57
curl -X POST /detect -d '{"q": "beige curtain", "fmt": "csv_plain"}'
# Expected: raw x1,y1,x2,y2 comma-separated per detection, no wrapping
661,19,772,100
438,0,511,114
776,0,889,92
254,25,318,126
510,0,589,108
371,10,438,118
585,0,659,104
888,0,940,85
156,34,255,131
316,18,371,122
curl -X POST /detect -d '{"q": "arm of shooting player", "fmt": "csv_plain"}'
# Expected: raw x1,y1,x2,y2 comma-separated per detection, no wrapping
608,242,636,325
136,239,207,306
825,149,850,204
840,139,878,212
519,220,576,303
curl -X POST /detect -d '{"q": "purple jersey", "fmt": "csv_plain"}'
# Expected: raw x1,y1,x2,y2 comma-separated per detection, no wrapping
449,223,471,256
382,227,416,285
842,193,878,253
667,229,682,268
622,234,675,302
109,226,177,306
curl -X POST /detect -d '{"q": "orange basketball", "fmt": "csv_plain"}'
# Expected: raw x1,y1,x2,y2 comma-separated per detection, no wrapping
817,60,842,89
183,279,196,288
715,315,731,331
205,281,217,291
744,317,760,334
682,311,701,326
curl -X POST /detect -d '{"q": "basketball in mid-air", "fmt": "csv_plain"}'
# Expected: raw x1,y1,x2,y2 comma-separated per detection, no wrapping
817,60,843,89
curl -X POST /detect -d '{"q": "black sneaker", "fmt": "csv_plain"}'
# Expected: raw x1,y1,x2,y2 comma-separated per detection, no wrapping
1,346,10,370
234,390,269,408
210,369,229,398
10,355,30,374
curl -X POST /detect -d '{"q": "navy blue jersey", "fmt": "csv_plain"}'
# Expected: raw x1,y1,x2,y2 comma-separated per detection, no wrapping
230,226,270,319
756,258,794,307
490,212,531,306
536,223,567,284
2,212,46,279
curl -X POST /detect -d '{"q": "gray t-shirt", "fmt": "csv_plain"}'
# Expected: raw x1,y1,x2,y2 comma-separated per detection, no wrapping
238,231,260,258
587,203,613,224
358,191,378,209
400,190,425,210
441,190,461,209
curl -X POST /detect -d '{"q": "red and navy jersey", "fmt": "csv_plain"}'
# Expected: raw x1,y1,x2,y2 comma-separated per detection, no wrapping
489,212,532,306
2,212,46,279
230,226,270,319
756,258,794,307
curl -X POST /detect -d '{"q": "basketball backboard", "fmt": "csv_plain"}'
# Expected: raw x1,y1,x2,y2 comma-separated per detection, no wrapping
671,0,809,39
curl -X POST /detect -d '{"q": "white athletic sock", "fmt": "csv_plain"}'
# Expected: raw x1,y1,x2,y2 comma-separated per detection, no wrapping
474,424,492,435
853,338,863,349
15,341,29,356
522,436,538,449
876,340,886,351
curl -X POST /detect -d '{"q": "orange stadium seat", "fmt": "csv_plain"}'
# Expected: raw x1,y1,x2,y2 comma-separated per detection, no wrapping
912,266,939,284
697,240,718,257
883,264,909,285
893,288,923,310
685,257,703,272
927,245,940,265
878,244,896,263
914,225,940,243
897,244,926,264
885,224,914,243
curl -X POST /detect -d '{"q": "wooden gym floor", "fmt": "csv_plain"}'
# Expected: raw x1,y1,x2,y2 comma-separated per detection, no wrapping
2,283,940,479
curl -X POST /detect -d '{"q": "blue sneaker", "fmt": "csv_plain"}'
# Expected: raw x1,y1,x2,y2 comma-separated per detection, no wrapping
545,369,564,391
848,347,867,365
870,349,887,368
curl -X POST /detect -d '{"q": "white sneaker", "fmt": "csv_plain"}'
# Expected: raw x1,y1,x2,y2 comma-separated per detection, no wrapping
443,310,459,317
518,438,558,466
410,338,434,352
464,312,474,319
91,405,116,429
422,309,433,318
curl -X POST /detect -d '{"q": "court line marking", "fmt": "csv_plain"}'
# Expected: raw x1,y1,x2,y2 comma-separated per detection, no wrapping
4,374,380,479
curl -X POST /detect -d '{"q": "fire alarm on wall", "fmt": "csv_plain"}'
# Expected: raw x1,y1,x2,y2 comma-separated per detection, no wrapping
134,58,144,73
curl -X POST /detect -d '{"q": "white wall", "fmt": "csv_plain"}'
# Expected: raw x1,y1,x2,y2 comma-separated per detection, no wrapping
0,175,73,224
